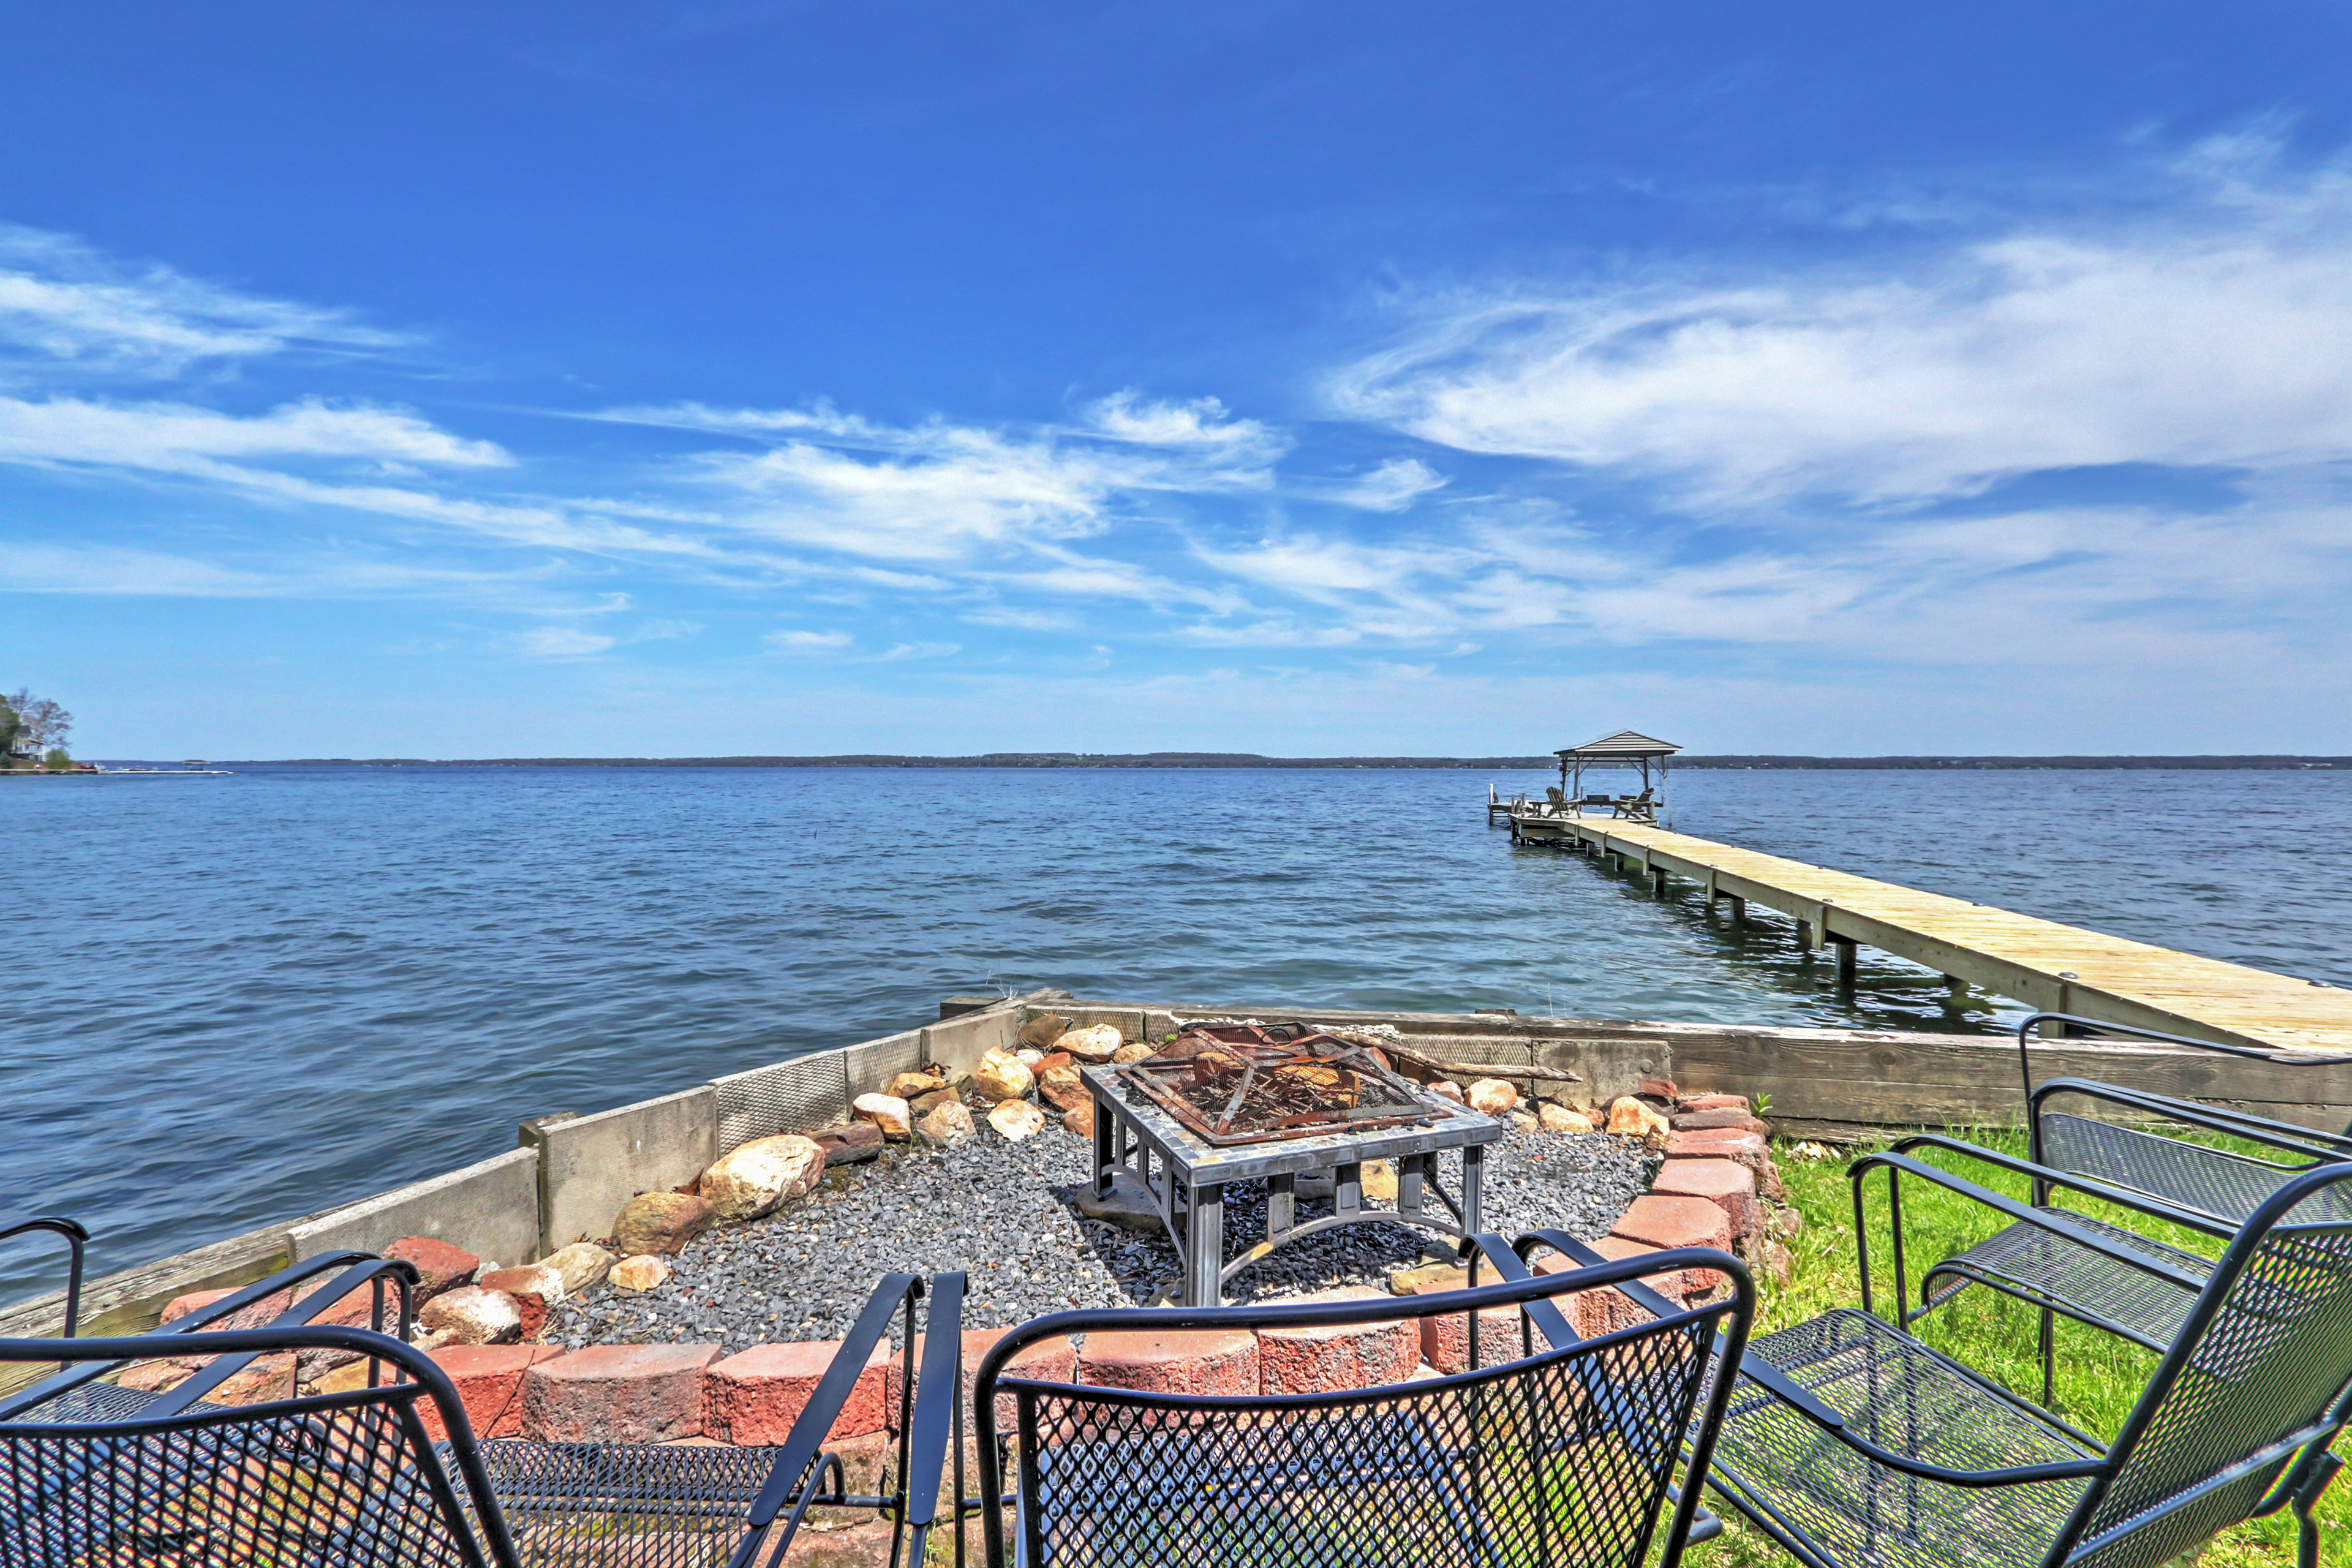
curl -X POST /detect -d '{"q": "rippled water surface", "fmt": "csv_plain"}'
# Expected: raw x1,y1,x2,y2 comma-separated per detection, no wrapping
9,764,2350,1301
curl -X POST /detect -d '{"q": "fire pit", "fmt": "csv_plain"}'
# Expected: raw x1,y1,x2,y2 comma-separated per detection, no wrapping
1085,1022,1504,1306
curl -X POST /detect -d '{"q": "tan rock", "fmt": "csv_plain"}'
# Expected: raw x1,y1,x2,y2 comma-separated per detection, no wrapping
611,1254,673,1292
418,1286,522,1346
1509,1110,1539,1133
699,1134,826,1221
1606,1096,1672,1139
885,1069,944,1101
1062,1099,1096,1140
1429,1080,1465,1105
1017,1047,1045,1068
1019,1012,1072,1049
853,1092,913,1140
1361,1159,1398,1203
973,1048,1035,1102
918,1098,977,1145
1466,1079,1520,1117
1539,1102,1597,1135
1110,1043,1154,1063
546,1242,616,1295
611,1190,717,1255
1054,1024,1124,1062
988,1098,1047,1141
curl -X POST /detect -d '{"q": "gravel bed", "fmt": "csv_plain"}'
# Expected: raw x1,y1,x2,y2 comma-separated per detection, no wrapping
546,1124,1652,1352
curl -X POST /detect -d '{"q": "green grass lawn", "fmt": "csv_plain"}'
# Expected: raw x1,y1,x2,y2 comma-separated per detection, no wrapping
1686,1128,2350,1568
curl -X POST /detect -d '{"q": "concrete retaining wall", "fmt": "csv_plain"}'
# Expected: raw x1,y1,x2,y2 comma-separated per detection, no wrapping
529,1087,720,1257
287,1148,543,1269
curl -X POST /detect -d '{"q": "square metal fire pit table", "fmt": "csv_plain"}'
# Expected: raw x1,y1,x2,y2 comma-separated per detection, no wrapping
1081,1062,1506,1306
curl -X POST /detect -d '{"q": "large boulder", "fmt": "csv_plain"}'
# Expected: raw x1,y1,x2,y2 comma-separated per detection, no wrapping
1061,1099,1096,1140
974,1048,1035,1102
699,1136,826,1222
1018,1012,1072,1049
478,1265,565,1340
988,1099,1047,1141
1037,1062,1089,1113
1539,1102,1597,1135
1466,1079,1520,1117
1054,1025,1123,1063
918,1099,976,1146
853,1093,913,1140
611,1191,718,1255
886,1068,945,1101
1606,1096,1671,1139
418,1286,522,1346
546,1242,615,1295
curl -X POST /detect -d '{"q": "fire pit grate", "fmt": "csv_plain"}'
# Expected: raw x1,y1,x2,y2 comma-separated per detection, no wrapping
1117,1022,1449,1147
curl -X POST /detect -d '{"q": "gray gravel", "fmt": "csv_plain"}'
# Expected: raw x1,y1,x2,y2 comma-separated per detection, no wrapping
545,1124,1651,1352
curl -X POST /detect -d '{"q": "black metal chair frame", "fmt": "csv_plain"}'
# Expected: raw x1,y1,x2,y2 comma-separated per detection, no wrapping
1703,1162,2352,1568
1861,1014,2352,1404
0,1220,88,1339
883,1235,1752,1568
2,1228,943,1568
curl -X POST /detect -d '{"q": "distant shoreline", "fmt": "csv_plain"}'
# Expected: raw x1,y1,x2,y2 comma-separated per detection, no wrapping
211,753,2351,771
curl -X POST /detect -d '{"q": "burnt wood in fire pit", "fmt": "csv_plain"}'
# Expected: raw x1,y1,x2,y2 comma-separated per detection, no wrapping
1119,1023,1446,1145
1084,1046,1503,1307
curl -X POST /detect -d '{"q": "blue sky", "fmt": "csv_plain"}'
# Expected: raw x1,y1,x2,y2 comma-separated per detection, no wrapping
8,3,2352,758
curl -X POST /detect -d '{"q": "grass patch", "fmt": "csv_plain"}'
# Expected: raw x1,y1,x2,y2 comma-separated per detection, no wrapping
1687,1129,2350,1568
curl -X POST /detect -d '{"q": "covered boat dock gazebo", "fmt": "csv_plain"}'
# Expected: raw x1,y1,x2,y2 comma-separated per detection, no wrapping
1556,729,1681,823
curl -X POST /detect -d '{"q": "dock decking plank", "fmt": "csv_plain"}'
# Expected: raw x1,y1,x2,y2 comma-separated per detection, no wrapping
1547,818,2352,1056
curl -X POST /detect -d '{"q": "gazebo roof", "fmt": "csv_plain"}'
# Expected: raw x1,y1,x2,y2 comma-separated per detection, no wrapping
1555,729,1682,760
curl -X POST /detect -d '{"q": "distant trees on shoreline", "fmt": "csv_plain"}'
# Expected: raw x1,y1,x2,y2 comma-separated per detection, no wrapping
2,688,74,768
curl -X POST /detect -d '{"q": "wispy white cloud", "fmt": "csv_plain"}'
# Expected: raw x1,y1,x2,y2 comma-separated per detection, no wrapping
0,395,509,470
1333,457,1447,511
0,226,402,380
876,640,961,660
764,628,854,653
1331,148,2352,507
511,626,617,658
603,392,1287,564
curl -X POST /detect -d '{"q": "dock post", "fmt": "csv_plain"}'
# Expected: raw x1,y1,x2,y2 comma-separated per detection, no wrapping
1831,934,1858,989
1651,867,1668,897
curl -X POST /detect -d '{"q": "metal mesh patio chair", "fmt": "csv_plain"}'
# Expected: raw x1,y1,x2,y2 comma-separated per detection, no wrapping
886,1234,1752,1568
1700,1162,2352,1568
1872,1014,2352,1398
2,1228,938,1568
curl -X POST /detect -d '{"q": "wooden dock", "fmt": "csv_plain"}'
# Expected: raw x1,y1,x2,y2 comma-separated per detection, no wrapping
1530,815,2352,1057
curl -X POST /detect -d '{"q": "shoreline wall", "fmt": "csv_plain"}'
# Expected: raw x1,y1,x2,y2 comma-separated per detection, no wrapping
11,991,2345,1369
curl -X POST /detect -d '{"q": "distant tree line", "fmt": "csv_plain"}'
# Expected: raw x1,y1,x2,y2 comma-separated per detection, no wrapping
1,688,73,769
240,750,2350,771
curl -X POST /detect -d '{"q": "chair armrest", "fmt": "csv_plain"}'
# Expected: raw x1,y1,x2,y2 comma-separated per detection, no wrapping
1856,1150,2211,1292
1458,1233,1580,1355
743,1272,922,1531
2029,1077,2352,1164
1877,1136,2231,1242
900,1272,967,1553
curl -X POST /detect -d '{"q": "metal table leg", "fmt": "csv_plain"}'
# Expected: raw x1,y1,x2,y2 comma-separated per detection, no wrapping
1335,1162,1363,1218
1184,1182,1225,1307
1461,1144,1485,1237
1397,1153,1427,1218
1266,1172,1295,1240
1091,1090,1115,1199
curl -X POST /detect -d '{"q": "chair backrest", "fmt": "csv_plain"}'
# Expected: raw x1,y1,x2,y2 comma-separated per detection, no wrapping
2059,1164,2352,1568
972,1250,1749,1568
1,1326,518,1568
1547,785,1566,804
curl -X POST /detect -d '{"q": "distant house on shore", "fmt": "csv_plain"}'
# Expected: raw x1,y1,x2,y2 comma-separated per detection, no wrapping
4,732,42,766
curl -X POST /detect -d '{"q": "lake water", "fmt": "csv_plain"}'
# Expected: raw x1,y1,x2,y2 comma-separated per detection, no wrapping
9,764,2349,1303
